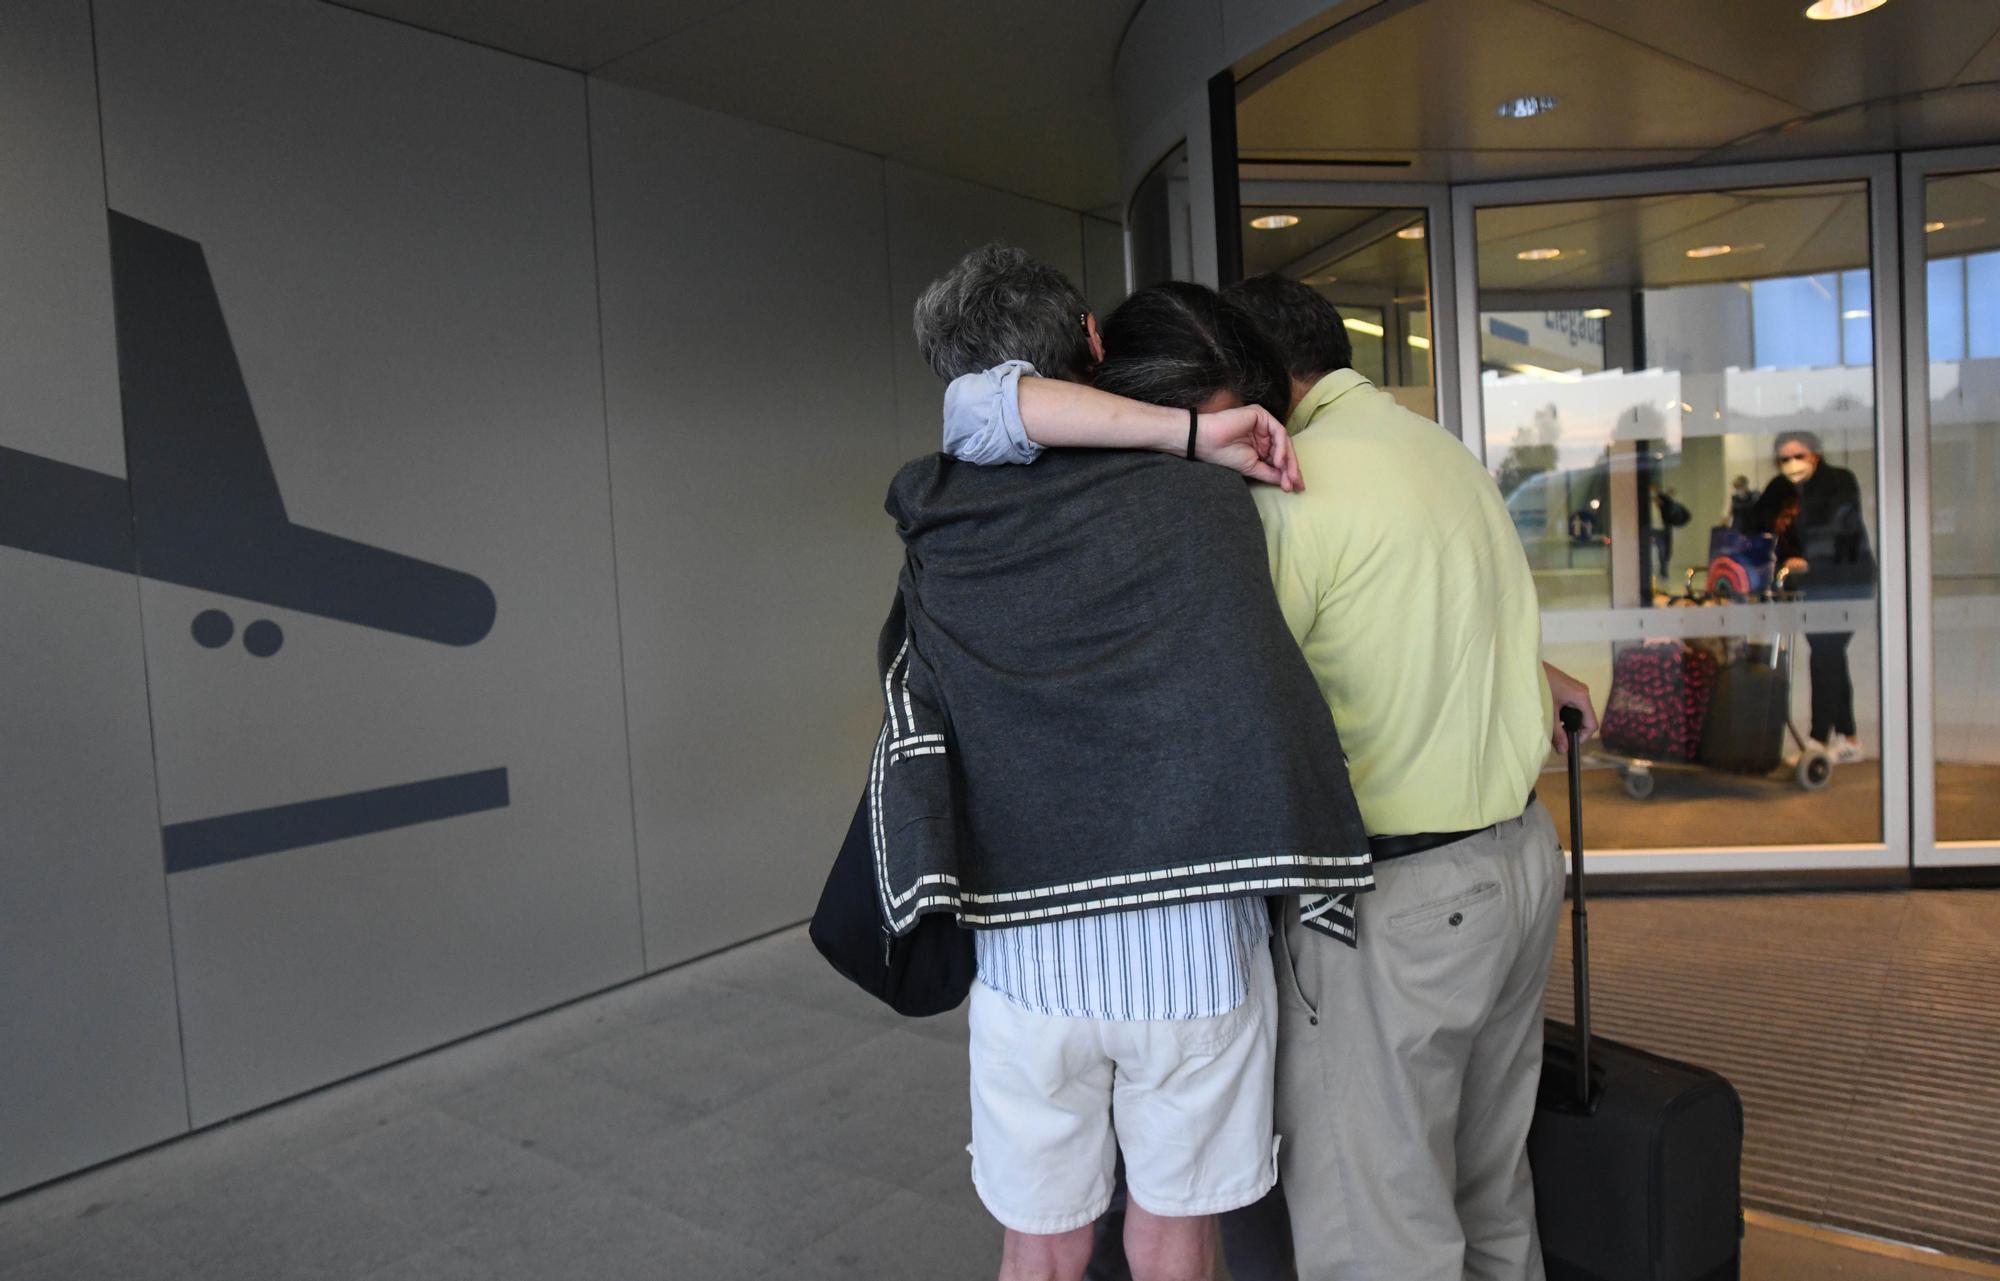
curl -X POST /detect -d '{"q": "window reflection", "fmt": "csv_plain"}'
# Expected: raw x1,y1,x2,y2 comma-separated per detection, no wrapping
1923,171,2000,843
1241,205,1436,418
1473,182,1882,849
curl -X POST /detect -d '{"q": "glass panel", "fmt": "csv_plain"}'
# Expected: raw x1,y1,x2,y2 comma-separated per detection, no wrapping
1473,182,1882,850
1922,170,2000,843
1241,205,1436,418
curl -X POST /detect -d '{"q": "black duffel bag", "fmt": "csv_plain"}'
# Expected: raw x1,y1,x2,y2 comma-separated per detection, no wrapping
809,789,975,1017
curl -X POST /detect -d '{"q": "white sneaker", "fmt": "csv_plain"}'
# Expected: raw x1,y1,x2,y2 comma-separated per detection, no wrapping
1787,738,1828,768
1828,733,1866,764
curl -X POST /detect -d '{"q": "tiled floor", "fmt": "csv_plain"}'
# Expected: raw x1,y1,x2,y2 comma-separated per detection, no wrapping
0,927,985,1281
1,914,1990,1280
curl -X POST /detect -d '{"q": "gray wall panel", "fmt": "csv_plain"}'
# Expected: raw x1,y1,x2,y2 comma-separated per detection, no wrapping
0,0,124,476
92,0,642,1122
883,162,1089,461
590,82,901,968
0,0,190,1196
2,0,1125,1188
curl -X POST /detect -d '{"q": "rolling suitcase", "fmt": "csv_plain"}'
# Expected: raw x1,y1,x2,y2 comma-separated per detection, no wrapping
1529,708,1745,1281
1696,660,1789,775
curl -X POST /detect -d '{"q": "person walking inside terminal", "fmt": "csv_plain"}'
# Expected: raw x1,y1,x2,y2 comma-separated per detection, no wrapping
883,245,1371,1281
944,271,1599,1281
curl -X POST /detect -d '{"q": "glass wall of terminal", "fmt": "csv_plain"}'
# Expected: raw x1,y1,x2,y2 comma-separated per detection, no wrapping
1186,152,2000,873
1466,177,1887,852
1912,156,2000,863
1240,202,1438,420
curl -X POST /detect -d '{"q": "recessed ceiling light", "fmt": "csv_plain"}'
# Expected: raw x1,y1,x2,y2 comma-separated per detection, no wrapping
1343,317,1386,337
1407,334,1432,350
1583,307,1612,319
1516,247,1565,261
1841,309,1870,320
1685,244,1734,258
1396,225,1426,240
1804,0,1889,19
1496,95,1559,120
1250,214,1300,230
1926,216,1987,233
1925,219,1948,233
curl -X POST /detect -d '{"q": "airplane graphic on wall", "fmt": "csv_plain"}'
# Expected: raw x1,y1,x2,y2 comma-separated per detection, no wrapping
0,210,509,873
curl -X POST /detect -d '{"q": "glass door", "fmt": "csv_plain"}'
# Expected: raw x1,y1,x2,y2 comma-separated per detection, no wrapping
1453,158,1909,874
1904,148,2000,871
1237,180,1458,429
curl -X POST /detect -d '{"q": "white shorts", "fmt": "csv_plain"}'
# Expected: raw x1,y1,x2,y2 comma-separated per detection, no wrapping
965,940,1279,1235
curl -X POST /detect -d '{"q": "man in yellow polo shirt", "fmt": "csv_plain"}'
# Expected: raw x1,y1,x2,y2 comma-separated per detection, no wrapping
1227,272,1588,1281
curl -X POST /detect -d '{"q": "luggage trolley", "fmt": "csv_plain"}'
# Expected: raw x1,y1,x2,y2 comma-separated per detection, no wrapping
1591,540,1836,800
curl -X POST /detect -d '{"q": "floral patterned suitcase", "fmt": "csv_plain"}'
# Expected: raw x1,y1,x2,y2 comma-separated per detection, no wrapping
1598,642,1719,763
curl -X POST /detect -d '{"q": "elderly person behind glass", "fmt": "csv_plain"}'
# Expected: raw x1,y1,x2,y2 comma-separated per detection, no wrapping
1747,429,1875,762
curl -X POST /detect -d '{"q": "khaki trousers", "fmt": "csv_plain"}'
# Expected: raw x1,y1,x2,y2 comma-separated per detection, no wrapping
1274,804,1565,1281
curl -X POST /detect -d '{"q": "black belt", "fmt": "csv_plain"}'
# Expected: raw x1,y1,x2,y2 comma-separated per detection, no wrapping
1368,790,1537,864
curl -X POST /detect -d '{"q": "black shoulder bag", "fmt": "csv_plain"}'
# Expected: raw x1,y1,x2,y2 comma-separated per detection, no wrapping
808,790,975,1017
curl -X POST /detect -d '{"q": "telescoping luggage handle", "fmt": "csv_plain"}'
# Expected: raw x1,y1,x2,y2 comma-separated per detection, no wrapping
1562,705,1592,1109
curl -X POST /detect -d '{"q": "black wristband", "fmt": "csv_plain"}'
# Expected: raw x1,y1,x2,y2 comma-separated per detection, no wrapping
1186,407,1198,460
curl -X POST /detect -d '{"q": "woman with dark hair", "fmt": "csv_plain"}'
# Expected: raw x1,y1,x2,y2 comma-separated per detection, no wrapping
1747,429,1875,762
1091,280,1292,421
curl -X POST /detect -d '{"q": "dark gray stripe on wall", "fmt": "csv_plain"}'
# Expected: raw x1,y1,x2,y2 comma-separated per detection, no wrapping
0,445,136,572
163,768,510,874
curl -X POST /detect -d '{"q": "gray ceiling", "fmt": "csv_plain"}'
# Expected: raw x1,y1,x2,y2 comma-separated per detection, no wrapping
1239,0,2000,184
332,0,2000,218
329,0,1139,214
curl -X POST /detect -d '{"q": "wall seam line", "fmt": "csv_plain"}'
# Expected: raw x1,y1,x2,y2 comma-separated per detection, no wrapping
85,0,195,1135
581,76,654,975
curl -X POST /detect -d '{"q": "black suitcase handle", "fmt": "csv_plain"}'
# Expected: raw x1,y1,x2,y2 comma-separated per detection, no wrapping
1562,705,1591,1108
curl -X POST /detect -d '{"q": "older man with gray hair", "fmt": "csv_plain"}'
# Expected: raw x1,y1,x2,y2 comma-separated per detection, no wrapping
877,245,1371,1281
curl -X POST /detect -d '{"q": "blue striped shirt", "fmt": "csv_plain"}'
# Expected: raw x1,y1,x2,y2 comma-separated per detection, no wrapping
974,898,1270,1020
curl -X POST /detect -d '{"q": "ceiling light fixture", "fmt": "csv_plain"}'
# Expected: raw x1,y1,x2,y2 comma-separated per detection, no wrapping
1803,0,1889,19
1343,317,1386,337
1496,95,1559,120
1926,217,1987,233
1517,247,1565,261
1685,244,1735,258
1583,307,1613,319
1407,334,1432,350
1841,309,1870,320
1250,214,1301,230
1396,225,1426,240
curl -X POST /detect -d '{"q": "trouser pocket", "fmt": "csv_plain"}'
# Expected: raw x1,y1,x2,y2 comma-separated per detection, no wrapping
1272,901,1321,1021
